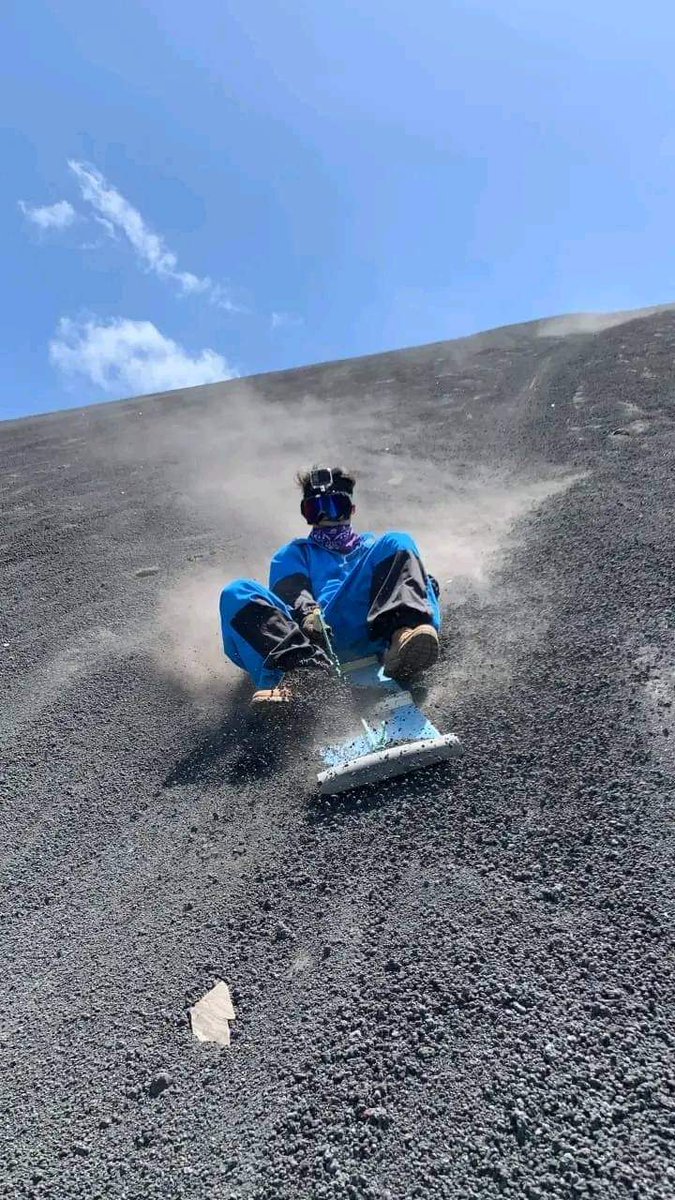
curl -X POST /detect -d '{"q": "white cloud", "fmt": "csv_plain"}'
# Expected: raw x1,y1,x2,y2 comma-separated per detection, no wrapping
18,199,76,231
93,214,117,239
271,310,303,330
50,316,235,397
68,160,238,309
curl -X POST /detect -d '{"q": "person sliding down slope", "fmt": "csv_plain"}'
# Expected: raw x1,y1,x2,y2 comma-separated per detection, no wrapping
219,466,441,706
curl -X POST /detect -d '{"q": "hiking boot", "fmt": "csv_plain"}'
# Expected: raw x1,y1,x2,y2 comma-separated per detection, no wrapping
383,624,439,681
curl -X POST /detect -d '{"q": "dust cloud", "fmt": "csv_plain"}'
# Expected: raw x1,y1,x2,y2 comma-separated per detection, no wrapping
538,304,673,338
138,384,582,703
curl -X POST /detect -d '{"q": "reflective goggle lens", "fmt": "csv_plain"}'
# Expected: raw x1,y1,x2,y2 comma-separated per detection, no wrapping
303,492,352,523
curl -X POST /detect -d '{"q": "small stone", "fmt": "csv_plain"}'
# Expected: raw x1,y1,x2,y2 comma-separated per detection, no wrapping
147,1071,173,1098
361,1106,391,1128
541,883,564,903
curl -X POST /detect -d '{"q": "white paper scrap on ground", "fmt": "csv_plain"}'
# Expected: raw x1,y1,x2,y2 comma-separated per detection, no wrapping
190,981,236,1046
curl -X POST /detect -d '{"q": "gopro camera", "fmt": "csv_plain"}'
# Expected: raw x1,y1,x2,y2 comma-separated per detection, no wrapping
309,468,335,493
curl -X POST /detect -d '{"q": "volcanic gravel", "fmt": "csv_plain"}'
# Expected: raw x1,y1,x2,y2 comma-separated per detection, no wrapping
1,313,674,1199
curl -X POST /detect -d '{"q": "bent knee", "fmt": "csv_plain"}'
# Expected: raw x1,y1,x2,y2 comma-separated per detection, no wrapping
219,577,266,616
375,530,419,555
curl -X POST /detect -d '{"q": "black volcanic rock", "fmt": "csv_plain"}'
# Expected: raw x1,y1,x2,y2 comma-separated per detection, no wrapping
1,310,674,1198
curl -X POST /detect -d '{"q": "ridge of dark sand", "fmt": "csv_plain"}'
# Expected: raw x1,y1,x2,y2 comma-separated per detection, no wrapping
1,310,674,1198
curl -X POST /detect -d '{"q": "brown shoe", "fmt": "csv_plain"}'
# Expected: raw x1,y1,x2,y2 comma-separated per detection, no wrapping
383,624,439,680
250,664,332,710
250,683,295,707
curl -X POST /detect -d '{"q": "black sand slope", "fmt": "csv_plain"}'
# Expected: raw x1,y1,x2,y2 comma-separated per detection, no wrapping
1,311,674,1199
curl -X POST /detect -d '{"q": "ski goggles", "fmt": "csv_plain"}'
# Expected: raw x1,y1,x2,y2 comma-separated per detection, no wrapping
301,491,353,524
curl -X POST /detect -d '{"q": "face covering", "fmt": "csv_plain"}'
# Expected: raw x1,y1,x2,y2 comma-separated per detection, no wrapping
309,524,363,554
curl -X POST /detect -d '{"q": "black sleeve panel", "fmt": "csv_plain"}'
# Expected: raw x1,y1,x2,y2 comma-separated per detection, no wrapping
271,572,317,622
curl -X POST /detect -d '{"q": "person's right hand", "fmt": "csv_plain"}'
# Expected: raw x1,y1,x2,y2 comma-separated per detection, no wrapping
302,606,332,644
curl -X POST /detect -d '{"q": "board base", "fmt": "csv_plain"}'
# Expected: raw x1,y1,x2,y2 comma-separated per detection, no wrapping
313,655,461,795
316,732,461,795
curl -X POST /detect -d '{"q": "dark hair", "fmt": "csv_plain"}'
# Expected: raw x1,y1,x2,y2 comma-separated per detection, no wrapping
295,466,356,496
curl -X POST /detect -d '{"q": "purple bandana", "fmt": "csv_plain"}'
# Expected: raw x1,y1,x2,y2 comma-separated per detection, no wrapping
310,524,363,554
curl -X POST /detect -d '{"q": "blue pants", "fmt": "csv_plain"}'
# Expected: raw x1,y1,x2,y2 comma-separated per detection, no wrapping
219,532,441,688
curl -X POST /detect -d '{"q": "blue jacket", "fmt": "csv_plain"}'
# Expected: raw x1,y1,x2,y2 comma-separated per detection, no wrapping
269,533,376,620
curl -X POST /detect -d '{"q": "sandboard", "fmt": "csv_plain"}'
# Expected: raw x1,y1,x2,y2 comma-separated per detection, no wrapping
315,656,461,796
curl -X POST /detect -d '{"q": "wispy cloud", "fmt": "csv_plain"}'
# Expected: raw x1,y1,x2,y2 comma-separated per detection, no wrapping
68,161,240,310
18,199,76,231
93,214,117,239
271,310,303,330
50,316,235,397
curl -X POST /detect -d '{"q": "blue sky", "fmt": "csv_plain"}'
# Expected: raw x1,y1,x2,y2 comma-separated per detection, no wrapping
3,0,675,419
